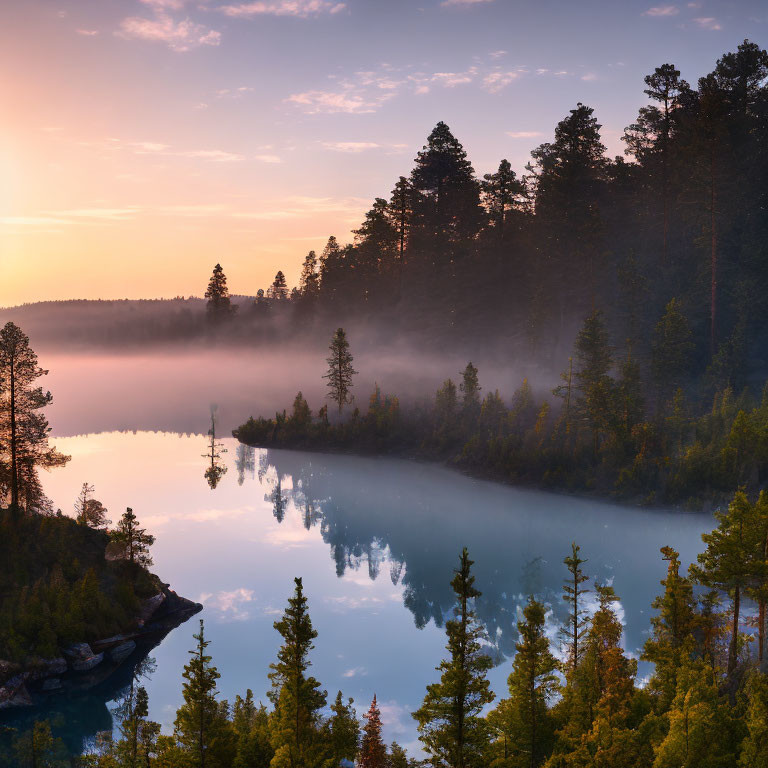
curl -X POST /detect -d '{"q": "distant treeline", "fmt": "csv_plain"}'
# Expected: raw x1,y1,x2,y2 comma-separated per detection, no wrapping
234,310,768,508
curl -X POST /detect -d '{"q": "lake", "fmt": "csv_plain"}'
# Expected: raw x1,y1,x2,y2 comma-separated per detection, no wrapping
11,351,715,757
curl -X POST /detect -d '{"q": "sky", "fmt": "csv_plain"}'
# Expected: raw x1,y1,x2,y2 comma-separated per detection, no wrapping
1,0,766,305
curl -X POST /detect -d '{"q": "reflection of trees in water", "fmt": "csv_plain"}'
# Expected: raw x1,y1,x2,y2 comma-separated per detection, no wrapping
0,649,159,764
248,449,566,660
203,408,228,489
235,444,255,486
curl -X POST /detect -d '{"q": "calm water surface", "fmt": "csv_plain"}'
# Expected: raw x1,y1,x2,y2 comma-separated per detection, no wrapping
36,427,713,755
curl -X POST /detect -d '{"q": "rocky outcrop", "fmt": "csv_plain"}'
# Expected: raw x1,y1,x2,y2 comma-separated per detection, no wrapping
0,583,202,711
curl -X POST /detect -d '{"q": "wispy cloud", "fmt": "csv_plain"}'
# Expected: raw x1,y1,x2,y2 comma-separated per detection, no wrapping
482,71,520,93
287,89,391,114
643,5,679,16
118,9,221,51
693,16,721,29
506,130,543,139
219,0,346,17
76,29,100,36
322,141,381,152
342,666,367,678
255,154,283,163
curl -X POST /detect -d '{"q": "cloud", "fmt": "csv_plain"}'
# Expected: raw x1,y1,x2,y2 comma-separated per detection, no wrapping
488,49,507,59
643,5,679,15
219,0,346,17
179,149,244,162
199,588,255,620
118,10,221,51
255,154,283,163
693,16,721,29
41,207,140,221
76,29,100,36
431,69,476,87
482,71,520,93
506,131,543,139
321,141,381,152
441,0,494,6
287,89,389,114
342,666,367,678
131,141,171,153
581,73,597,81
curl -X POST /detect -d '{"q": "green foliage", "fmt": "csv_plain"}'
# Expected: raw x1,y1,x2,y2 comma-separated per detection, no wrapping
413,548,495,767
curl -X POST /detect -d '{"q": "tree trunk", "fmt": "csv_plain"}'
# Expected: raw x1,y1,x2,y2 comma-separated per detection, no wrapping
728,585,740,676
9,352,18,511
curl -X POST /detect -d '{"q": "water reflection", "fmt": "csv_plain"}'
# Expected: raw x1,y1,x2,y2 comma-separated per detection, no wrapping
203,409,228,489
253,447,711,661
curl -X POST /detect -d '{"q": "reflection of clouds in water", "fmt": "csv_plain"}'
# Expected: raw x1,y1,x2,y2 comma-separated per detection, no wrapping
342,666,367,678
325,595,388,612
199,588,256,621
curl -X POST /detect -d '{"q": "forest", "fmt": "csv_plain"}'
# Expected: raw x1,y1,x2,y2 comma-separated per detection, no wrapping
5,39,768,393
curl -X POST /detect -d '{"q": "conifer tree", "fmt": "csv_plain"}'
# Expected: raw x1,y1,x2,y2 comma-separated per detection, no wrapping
359,695,387,768
460,363,481,415
651,299,693,411
490,598,559,768
268,577,327,768
0,321,69,513
175,619,233,768
110,507,155,573
481,159,524,242
413,548,494,768
324,691,359,768
74,482,110,529
642,546,697,709
560,543,590,673
300,251,320,297
739,672,768,767
388,176,413,268
205,264,236,321
690,490,755,675
323,328,357,414
269,271,289,301
572,310,613,456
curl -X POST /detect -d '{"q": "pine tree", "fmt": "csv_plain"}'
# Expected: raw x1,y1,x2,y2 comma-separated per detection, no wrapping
110,507,155,573
643,546,697,710
0,322,69,513
300,251,320,297
324,691,359,768
560,543,590,673
323,328,357,414
490,598,559,768
74,482,110,529
388,176,413,270
651,299,693,411
205,263,236,321
413,548,494,768
690,490,755,676
268,577,327,768
460,363,481,418
481,159,525,242
739,672,768,767
572,310,613,457
175,620,233,768
359,695,387,768
268,271,289,301
410,121,484,255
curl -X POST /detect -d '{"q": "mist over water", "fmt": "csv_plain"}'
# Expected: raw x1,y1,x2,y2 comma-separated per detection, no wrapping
41,346,553,437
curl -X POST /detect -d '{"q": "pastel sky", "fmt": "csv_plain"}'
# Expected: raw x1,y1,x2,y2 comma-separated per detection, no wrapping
1,0,765,305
